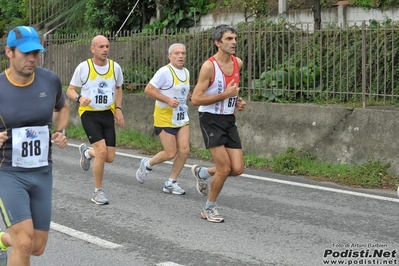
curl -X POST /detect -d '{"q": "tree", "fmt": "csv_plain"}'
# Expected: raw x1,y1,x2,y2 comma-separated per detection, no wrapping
313,0,321,30
0,0,29,34
0,0,218,34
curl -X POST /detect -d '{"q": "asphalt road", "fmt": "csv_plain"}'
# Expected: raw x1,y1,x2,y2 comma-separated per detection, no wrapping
2,140,399,266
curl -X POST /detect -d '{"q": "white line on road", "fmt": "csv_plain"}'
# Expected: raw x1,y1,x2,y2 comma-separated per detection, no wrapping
241,173,399,203
50,222,123,249
156,262,185,266
115,148,399,203
63,143,398,252
69,143,399,203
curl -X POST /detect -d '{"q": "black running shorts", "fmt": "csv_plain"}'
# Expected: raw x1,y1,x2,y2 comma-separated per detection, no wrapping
81,110,116,146
198,112,242,149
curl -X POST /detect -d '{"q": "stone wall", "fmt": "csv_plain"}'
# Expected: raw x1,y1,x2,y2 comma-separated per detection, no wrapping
68,95,399,175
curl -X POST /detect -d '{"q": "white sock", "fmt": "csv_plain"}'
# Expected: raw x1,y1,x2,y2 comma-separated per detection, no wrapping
84,149,91,159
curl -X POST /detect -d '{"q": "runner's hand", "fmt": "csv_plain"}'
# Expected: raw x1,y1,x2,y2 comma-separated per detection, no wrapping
114,110,125,128
52,132,68,149
0,131,7,146
79,96,92,107
168,97,180,108
236,97,246,111
224,80,239,98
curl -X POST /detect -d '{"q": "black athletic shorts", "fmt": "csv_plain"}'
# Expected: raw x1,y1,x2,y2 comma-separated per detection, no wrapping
154,126,182,136
198,112,242,149
81,110,116,146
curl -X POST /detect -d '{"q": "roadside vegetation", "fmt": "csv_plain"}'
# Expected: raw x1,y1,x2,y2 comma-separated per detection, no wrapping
66,124,399,191
0,0,391,37
41,0,399,193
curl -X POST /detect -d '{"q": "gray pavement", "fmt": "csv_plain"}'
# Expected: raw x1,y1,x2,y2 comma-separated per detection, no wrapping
1,140,398,266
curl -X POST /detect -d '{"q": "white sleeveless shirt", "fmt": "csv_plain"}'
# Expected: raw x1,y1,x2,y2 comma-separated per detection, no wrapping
198,56,240,115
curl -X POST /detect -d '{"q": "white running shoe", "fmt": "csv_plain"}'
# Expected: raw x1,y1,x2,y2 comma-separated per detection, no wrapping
163,180,185,195
136,157,151,184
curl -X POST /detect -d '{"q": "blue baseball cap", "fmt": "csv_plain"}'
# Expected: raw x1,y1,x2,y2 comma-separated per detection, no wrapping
7,26,45,53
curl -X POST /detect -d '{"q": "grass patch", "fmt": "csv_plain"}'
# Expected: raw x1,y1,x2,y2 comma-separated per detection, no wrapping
66,124,87,141
190,147,212,160
264,147,399,190
66,125,399,190
116,129,163,154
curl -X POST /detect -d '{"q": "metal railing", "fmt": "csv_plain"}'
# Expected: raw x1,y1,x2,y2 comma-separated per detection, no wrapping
1,21,399,107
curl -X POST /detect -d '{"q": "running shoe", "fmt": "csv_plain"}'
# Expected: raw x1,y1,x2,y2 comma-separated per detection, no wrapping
0,229,8,265
136,157,151,184
200,206,224,223
91,189,109,205
79,143,91,171
163,180,185,195
191,164,209,196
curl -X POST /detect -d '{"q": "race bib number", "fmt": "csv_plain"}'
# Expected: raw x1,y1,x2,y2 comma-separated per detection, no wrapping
172,97,189,126
89,86,113,109
12,126,49,168
223,97,237,114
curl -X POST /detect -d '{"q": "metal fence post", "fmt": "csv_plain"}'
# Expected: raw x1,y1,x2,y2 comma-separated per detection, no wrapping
46,34,52,70
247,24,252,101
162,28,167,66
362,20,366,108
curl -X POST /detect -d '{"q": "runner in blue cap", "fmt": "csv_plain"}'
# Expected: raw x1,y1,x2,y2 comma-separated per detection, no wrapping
0,26,69,266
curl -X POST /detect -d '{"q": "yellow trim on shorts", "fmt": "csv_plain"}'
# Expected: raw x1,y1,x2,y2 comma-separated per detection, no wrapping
0,198,11,227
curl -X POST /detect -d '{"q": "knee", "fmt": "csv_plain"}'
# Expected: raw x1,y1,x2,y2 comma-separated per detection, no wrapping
30,233,48,256
105,154,115,163
218,165,232,177
179,146,190,157
32,245,46,256
12,237,34,258
96,149,107,160
164,150,177,161
230,166,244,176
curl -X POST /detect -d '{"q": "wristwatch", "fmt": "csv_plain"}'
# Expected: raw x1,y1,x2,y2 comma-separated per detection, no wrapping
57,129,67,137
75,94,82,103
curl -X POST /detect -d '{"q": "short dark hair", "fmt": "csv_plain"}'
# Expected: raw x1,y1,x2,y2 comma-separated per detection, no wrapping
212,24,238,50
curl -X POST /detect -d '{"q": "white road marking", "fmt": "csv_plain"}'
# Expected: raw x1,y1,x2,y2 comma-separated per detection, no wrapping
50,222,123,249
240,173,399,203
70,143,399,203
117,148,399,203
156,262,185,266
62,143,398,251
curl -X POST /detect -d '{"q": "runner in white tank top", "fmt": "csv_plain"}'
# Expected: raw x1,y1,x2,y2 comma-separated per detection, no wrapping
135,43,191,196
191,25,247,223
66,35,124,205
